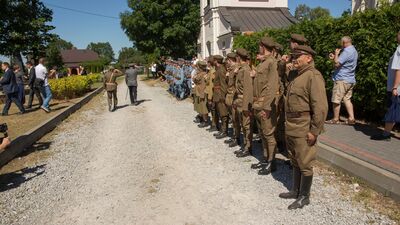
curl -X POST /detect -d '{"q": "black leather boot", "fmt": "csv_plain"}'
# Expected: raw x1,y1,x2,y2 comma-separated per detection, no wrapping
224,138,234,144
213,131,222,136
216,132,228,139
229,138,240,148
207,126,218,132
198,122,208,128
279,167,301,199
288,175,313,210
257,160,277,175
236,149,251,158
251,159,267,169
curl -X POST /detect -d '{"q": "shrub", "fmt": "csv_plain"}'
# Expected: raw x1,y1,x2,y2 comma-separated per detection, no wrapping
233,3,400,121
49,73,102,99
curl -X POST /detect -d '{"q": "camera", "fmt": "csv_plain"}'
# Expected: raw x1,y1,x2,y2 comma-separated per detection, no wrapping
0,123,8,137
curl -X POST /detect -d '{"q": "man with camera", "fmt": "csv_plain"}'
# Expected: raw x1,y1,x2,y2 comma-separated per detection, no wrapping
327,36,358,125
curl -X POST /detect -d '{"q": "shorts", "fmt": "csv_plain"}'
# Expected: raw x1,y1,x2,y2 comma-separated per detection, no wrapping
331,81,355,104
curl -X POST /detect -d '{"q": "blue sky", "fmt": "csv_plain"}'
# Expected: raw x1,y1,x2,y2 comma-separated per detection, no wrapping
1,0,351,61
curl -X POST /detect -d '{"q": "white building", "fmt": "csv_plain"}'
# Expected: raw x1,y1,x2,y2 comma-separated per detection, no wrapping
352,0,399,13
198,0,297,59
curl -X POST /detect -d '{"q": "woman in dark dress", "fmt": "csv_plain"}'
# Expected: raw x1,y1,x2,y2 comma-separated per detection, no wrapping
13,64,25,105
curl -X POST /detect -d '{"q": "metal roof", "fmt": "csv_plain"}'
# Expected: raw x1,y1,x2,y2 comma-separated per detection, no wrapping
61,49,100,65
219,7,298,33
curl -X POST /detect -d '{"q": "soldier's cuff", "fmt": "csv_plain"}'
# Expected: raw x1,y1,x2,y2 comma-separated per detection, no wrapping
310,127,321,136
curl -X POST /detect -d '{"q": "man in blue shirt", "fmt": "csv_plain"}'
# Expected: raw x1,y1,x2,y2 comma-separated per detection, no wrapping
327,36,358,125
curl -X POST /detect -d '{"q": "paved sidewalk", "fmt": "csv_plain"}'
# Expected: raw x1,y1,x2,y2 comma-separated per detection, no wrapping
320,124,400,176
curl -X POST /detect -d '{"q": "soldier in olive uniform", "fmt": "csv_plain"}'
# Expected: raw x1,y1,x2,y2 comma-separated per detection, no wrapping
279,45,328,210
251,37,280,175
234,48,254,158
194,61,209,127
103,66,123,112
224,53,241,147
212,55,229,139
277,34,309,152
203,57,218,130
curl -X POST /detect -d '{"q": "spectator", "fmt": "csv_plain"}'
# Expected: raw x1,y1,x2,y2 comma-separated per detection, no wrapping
151,63,157,78
372,31,400,141
79,66,87,75
49,66,60,79
35,58,52,113
25,61,43,109
326,36,358,125
125,64,139,105
13,64,25,105
0,62,25,116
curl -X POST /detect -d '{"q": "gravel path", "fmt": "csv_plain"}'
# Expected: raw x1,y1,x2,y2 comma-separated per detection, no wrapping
0,80,395,225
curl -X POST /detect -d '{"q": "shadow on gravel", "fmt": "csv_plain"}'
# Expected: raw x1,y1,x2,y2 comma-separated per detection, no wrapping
136,99,152,106
0,164,46,192
271,160,292,190
18,142,52,158
353,123,400,141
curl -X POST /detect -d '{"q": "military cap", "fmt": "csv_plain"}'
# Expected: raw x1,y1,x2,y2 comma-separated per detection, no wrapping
273,42,284,52
260,36,275,48
213,55,224,63
197,60,207,69
108,66,115,70
236,48,250,59
226,52,237,59
292,45,316,57
290,34,308,44
207,56,214,62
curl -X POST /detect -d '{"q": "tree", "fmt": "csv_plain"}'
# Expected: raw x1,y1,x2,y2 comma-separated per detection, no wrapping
117,47,147,66
294,4,331,21
120,0,200,59
309,7,331,20
0,0,55,68
87,42,114,63
46,37,74,70
295,4,311,21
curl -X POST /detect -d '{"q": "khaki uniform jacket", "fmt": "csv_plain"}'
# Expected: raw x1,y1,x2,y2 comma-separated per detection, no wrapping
253,55,279,111
213,65,228,102
194,71,207,99
285,64,328,137
205,68,215,101
234,63,253,112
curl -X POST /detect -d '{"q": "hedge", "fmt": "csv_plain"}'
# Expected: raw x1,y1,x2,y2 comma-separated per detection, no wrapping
233,3,400,121
49,73,102,99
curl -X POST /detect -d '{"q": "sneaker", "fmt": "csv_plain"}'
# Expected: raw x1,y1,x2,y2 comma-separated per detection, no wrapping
371,133,391,141
41,106,51,113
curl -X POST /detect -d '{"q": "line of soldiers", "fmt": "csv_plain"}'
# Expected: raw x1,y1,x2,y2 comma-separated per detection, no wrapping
192,34,328,210
164,59,194,100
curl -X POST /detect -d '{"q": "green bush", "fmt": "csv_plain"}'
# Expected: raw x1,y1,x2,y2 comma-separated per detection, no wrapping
49,73,102,99
233,3,400,121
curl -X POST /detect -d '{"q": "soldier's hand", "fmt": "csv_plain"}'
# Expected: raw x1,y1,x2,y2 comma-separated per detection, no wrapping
329,53,335,60
306,132,317,146
260,110,270,119
250,70,256,78
281,55,289,62
286,63,293,71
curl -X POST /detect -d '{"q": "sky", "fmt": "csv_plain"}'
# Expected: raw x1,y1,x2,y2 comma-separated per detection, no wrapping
1,0,351,62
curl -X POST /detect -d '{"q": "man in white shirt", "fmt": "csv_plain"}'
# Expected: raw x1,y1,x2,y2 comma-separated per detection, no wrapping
35,58,53,113
372,31,400,141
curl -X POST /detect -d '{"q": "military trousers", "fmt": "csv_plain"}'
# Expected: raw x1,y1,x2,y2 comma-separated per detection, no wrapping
107,90,118,110
195,96,208,115
276,95,286,144
240,111,253,151
254,109,277,162
208,101,219,128
231,106,241,139
286,135,317,176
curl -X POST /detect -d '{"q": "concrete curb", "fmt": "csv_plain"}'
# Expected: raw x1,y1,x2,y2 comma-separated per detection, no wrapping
317,142,400,201
0,87,104,168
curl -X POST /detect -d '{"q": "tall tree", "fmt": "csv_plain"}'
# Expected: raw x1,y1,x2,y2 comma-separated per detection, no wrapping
295,4,331,21
46,37,74,70
118,47,146,66
0,0,55,67
294,4,311,21
87,42,114,63
120,0,200,58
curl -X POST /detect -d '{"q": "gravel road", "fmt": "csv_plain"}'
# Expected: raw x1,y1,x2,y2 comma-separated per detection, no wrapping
0,80,395,225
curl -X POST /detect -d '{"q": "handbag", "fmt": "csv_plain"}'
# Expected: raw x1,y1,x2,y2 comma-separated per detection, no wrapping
384,95,400,123
105,72,117,92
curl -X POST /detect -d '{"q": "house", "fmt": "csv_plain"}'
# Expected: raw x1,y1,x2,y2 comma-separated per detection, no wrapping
352,0,399,13
60,49,100,75
198,0,297,59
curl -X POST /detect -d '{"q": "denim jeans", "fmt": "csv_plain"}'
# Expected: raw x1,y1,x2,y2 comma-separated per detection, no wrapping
41,85,52,109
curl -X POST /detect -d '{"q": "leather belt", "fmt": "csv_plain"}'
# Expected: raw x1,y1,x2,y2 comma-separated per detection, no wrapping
286,111,310,118
253,97,265,102
237,94,243,98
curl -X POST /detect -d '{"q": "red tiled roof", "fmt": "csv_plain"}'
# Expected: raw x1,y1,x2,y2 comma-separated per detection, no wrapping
61,49,100,64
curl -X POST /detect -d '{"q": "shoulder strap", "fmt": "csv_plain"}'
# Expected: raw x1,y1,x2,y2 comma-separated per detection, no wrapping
109,72,114,83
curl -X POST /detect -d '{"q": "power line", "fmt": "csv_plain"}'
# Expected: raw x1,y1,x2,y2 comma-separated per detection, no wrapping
43,2,120,20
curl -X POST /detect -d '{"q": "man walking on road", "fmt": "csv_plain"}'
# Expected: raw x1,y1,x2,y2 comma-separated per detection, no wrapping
25,61,43,109
104,66,123,112
327,36,358,125
279,45,328,210
125,64,139,106
0,62,25,116
35,58,53,113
